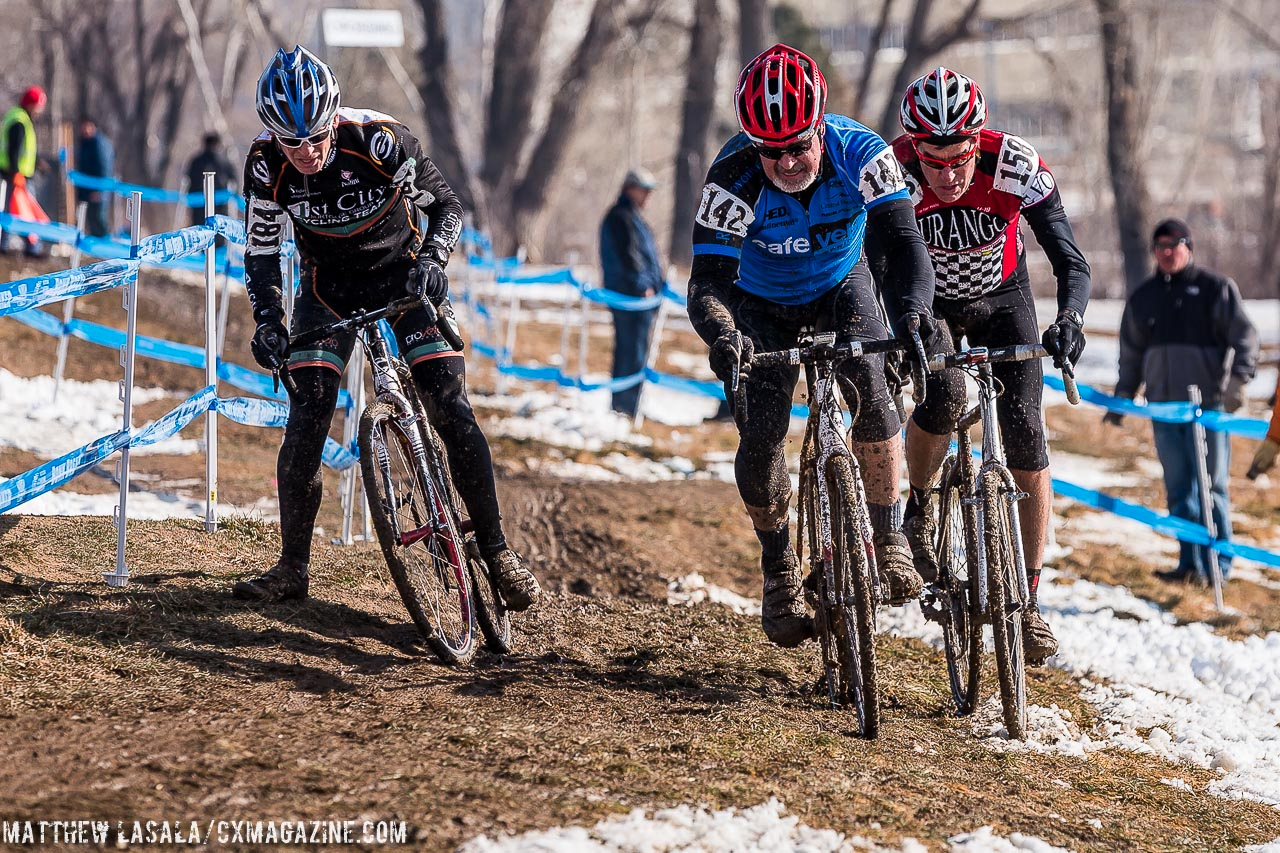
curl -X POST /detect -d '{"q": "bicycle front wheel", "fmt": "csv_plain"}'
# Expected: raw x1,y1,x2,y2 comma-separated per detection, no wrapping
980,467,1027,738
359,400,476,665
827,455,880,739
937,455,982,715
414,405,512,655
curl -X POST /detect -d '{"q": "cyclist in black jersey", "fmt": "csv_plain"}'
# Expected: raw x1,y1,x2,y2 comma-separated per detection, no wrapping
230,46,541,612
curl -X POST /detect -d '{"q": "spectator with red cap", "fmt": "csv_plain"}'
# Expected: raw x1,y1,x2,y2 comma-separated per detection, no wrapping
0,85,48,254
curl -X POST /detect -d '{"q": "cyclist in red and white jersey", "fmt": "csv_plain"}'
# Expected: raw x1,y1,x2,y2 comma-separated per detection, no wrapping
886,68,1092,664
231,46,541,612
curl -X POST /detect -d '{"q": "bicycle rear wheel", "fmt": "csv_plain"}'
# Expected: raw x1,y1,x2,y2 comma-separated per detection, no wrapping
980,467,1027,738
359,400,476,665
827,455,880,738
413,404,512,654
937,455,982,715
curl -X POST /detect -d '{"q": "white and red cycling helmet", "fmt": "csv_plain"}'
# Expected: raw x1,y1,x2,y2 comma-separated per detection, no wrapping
900,67,987,140
735,43,827,146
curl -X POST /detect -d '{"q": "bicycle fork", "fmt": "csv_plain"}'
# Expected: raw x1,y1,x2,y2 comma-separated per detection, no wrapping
971,363,1031,612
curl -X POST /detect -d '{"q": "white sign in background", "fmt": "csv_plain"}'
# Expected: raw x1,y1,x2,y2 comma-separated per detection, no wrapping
321,9,405,48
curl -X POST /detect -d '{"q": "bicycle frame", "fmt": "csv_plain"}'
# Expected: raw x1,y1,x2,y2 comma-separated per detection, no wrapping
287,299,460,563
966,357,1030,614
931,342,1078,623
801,333,877,603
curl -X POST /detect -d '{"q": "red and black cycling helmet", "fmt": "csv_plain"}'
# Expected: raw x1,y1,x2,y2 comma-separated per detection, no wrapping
900,67,987,141
735,43,827,146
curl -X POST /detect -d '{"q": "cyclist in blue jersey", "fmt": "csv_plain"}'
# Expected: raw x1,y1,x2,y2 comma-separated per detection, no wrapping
689,44,937,648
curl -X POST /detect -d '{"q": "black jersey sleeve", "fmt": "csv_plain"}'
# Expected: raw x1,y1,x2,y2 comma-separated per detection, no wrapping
386,125,463,265
687,254,741,346
1023,186,1091,319
242,141,287,324
865,196,936,325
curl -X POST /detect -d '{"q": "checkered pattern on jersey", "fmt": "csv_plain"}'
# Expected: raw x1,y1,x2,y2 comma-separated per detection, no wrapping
930,233,1008,301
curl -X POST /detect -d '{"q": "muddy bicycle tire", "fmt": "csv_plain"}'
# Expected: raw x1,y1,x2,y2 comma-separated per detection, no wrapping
827,455,880,738
937,455,982,715
359,400,476,665
411,403,512,655
980,467,1027,739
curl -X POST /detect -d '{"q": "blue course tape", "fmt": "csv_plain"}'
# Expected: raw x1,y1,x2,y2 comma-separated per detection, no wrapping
214,396,357,470
67,170,247,211
0,212,81,244
581,286,663,311
1045,375,1267,437
133,387,218,446
0,259,137,317
496,267,577,285
1052,478,1280,568
9,306,62,336
0,430,130,513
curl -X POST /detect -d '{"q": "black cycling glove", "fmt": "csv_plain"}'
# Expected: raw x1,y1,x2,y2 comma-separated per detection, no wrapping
408,257,449,302
892,310,937,349
708,330,754,385
1042,310,1085,369
250,320,289,371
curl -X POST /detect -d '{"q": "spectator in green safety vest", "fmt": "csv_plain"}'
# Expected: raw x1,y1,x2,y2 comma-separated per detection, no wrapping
0,85,48,255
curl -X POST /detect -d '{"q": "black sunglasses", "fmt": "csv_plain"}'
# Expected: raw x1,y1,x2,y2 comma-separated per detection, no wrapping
754,134,817,160
276,129,331,149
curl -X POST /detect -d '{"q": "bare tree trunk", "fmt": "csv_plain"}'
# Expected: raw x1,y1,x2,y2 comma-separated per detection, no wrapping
1095,0,1151,295
852,0,895,121
670,0,721,268
510,0,628,255
415,0,480,218
1258,77,1280,296
738,0,768,66
875,0,982,139
482,0,555,251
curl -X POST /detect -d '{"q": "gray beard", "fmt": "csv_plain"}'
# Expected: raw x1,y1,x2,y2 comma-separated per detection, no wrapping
771,169,819,193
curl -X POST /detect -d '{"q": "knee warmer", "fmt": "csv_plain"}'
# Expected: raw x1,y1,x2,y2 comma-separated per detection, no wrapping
910,366,968,436
837,354,901,443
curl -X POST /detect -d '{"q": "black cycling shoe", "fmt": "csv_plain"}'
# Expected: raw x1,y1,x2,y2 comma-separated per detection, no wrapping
761,550,814,648
874,531,923,605
488,549,541,612
1022,608,1058,665
903,508,939,585
232,559,309,602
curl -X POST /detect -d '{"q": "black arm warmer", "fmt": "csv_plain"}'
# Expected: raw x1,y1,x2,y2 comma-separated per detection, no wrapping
865,197,936,325
687,254,740,346
1024,188,1091,318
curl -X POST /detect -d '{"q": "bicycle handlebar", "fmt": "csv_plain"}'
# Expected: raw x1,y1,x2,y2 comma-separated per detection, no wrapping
926,343,1080,405
751,335,909,369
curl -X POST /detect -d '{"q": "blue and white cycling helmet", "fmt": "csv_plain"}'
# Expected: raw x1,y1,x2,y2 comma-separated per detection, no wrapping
255,45,341,138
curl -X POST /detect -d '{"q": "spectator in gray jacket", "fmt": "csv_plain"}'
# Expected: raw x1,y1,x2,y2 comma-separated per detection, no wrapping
1104,218,1259,585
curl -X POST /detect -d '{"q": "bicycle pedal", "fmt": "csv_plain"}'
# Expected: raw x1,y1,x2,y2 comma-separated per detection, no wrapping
920,585,946,623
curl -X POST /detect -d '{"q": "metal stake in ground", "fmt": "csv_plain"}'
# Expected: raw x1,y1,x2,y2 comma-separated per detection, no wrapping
1188,384,1225,610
